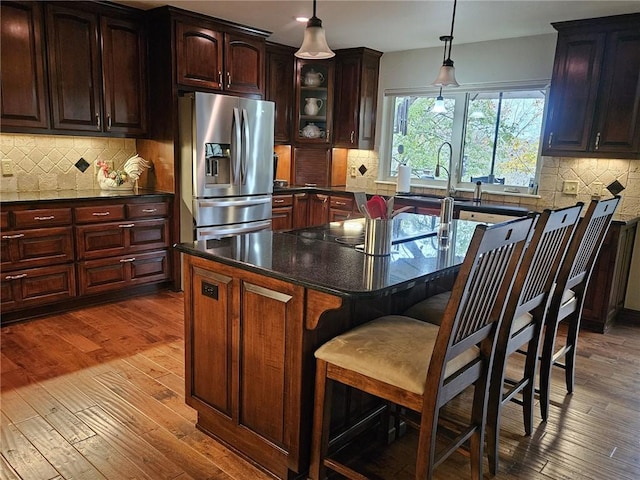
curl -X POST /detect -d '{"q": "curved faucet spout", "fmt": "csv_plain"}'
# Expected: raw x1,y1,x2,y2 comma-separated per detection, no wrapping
436,141,455,197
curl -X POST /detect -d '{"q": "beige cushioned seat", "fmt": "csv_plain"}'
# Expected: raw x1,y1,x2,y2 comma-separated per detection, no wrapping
315,315,479,395
403,292,451,325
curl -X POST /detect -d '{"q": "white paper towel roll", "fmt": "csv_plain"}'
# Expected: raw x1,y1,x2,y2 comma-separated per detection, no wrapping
396,165,411,193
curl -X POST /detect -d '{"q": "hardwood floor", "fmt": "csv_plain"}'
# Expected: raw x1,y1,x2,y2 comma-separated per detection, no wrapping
1,291,639,480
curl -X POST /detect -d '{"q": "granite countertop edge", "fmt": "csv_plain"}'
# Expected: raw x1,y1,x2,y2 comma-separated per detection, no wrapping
1,189,174,204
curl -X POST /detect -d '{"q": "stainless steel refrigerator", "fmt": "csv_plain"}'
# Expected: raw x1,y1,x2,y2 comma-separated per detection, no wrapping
179,92,275,241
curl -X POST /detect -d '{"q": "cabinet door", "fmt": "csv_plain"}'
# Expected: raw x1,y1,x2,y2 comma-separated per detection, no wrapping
290,193,308,229
272,207,293,231
266,48,294,143
224,32,265,97
101,15,148,135
593,27,640,155
1,1,49,129
292,147,331,187
46,5,103,132
543,31,605,155
295,60,333,144
175,21,223,90
308,194,329,227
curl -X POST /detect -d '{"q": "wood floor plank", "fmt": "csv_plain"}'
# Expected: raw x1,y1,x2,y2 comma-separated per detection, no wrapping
0,453,22,480
0,388,39,424
75,405,191,480
15,415,105,480
0,418,60,480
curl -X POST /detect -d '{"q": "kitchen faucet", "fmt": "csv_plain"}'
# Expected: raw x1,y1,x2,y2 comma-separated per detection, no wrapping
435,141,456,197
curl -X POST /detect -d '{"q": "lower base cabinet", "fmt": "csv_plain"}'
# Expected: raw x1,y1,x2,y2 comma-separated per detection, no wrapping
1,264,76,312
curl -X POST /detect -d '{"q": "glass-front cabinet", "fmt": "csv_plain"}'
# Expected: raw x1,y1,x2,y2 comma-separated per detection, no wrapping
295,59,334,144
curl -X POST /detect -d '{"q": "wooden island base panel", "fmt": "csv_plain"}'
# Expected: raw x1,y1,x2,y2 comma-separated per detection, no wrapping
177,214,477,478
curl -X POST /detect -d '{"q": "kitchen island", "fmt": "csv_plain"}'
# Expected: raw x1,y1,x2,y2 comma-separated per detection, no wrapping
175,213,480,479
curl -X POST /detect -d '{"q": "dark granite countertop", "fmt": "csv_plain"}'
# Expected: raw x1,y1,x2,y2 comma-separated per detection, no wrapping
273,185,531,217
1,189,173,205
175,213,480,298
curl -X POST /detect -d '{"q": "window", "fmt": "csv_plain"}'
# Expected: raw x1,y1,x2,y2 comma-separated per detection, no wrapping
381,82,548,194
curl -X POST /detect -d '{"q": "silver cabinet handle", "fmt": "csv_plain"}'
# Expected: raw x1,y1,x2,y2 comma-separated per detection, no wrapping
34,215,55,221
218,71,223,86
595,132,601,150
335,201,347,206
350,131,355,143
226,72,231,89
5,273,27,280
107,115,112,131
96,114,101,130
141,208,157,213
92,212,110,216
119,257,136,263
2,233,25,239
118,223,135,228
548,132,553,148
273,199,285,204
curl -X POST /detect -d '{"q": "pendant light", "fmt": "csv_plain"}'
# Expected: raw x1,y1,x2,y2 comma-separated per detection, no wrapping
295,0,335,59
431,0,460,87
432,87,446,113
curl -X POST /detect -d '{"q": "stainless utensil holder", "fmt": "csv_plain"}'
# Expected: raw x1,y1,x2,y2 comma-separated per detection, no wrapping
364,218,393,256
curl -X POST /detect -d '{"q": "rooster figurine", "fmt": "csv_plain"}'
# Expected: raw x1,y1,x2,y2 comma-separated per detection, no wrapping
97,155,151,190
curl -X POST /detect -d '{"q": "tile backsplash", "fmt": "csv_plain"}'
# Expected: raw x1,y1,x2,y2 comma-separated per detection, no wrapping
0,134,137,194
346,150,640,218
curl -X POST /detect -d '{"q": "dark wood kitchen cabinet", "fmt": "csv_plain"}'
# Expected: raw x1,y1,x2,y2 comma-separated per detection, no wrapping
45,3,148,136
271,194,293,231
308,193,330,226
176,19,265,97
266,42,295,144
295,59,334,144
542,13,640,159
1,207,76,313
333,48,382,150
0,1,49,130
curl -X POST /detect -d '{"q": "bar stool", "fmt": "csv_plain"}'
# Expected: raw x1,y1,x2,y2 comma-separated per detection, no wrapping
486,204,582,474
538,196,620,421
309,217,535,480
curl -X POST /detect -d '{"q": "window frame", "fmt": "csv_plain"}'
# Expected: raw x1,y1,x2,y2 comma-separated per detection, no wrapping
379,79,550,196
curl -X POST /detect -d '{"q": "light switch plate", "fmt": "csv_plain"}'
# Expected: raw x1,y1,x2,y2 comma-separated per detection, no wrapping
1,159,13,176
562,180,579,195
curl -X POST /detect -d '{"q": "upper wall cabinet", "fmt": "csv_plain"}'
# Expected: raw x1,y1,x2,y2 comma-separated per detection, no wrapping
46,3,148,136
542,13,640,159
0,1,49,130
266,42,295,144
175,19,265,97
295,59,334,144
333,48,382,150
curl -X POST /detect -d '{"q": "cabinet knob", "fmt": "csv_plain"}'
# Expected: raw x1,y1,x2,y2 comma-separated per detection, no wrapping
595,132,601,151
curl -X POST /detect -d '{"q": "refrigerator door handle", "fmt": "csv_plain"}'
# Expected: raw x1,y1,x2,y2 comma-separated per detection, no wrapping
231,107,242,185
197,220,272,240
197,196,272,208
241,108,249,185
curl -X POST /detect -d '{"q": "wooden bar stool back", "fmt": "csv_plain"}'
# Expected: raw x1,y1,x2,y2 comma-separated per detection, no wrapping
538,196,621,421
309,217,535,480
486,204,583,474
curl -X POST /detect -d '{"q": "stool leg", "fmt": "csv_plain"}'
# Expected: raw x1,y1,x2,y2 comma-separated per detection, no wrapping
565,311,581,394
539,320,560,422
309,360,333,480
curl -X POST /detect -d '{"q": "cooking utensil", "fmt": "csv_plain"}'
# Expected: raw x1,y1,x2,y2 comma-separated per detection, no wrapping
366,195,388,219
386,196,394,218
391,206,413,218
354,192,368,216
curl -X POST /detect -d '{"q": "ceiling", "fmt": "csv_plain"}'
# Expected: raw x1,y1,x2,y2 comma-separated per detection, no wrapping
114,1,640,53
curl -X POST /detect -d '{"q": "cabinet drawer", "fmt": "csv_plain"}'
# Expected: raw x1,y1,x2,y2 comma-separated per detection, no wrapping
77,249,169,296
1,264,76,312
330,196,354,210
75,218,170,260
1,227,74,271
127,202,169,219
272,195,293,207
75,204,125,223
13,208,72,228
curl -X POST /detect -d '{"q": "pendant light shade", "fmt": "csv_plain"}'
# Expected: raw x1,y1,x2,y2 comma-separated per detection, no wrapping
431,0,460,87
295,0,335,59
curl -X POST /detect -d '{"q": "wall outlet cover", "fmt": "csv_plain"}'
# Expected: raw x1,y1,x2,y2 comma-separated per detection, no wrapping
562,180,579,195
1,159,13,176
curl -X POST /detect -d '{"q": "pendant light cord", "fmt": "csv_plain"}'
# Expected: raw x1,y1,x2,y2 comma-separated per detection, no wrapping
446,0,457,60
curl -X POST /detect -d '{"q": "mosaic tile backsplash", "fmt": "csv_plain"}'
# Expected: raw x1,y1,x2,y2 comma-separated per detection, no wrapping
345,150,640,218
1,134,137,194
